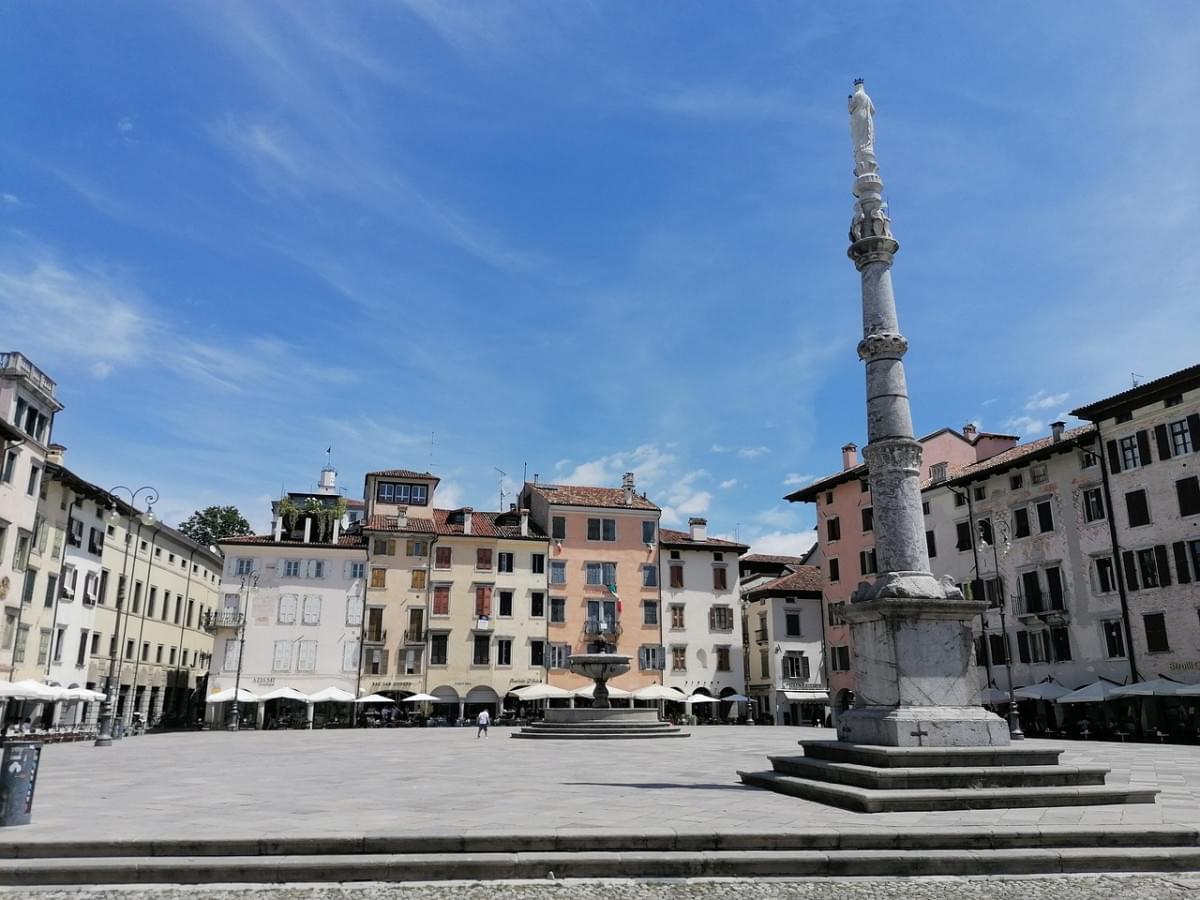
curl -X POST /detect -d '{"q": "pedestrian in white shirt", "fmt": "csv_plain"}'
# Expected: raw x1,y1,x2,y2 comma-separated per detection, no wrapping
476,709,490,738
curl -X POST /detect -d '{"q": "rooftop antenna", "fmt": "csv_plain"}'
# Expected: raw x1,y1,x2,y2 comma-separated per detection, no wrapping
734,522,741,543
1131,372,1143,388
494,466,508,511
429,431,435,471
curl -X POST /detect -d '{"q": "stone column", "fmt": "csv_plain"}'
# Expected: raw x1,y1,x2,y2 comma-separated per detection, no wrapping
839,80,1007,748
151,685,165,724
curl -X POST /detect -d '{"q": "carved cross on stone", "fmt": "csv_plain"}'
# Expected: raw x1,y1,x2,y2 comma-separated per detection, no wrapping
910,723,930,747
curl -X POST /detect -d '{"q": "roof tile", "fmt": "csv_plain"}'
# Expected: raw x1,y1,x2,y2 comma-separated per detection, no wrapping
526,483,660,511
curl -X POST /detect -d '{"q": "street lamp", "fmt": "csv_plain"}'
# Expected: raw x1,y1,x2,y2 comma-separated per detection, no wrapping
95,486,157,747
228,573,255,731
978,522,1024,741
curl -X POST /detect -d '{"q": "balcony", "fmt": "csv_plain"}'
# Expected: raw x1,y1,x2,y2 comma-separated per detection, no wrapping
1015,592,1068,622
584,618,622,638
0,352,58,400
403,629,427,645
364,626,387,643
754,628,769,643
474,616,493,632
203,609,244,632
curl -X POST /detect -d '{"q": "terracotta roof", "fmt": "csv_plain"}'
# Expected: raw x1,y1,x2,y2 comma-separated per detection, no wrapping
1070,363,1200,420
741,553,808,566
525,483,660,511
658,527,748,552
432,508,547,540
745,566,824,596
364,514,437,533
220,533,368,549
944,424,1095,486
366,469,440,482
344,498,365,508
784,463,868,503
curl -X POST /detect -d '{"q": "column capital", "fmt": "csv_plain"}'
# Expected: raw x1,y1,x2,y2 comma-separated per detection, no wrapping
857,332,908,362
848,235,899,269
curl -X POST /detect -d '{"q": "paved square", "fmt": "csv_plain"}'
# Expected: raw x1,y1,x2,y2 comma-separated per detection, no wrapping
10,727,1200,846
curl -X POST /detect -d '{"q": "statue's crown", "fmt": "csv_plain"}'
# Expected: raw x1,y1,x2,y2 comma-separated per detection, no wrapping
853,78,865,86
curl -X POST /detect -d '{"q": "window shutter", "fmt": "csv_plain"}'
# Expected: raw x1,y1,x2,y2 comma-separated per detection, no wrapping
1121,550,1139,591
1106,440,1121,474
1154,424,1173,461
1188,414,1200,452
638,646,647,670
1174,542,1192,584
1135,430,1152,467
1154,545,1172,587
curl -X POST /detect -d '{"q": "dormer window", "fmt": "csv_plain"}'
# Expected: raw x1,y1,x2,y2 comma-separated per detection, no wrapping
930,462,948,483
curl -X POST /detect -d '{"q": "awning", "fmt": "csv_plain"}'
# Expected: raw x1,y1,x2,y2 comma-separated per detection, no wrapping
783,690,829,703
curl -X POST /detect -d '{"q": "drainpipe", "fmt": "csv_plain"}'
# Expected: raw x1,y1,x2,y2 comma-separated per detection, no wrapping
1090,422,1139,683
956,486,995,690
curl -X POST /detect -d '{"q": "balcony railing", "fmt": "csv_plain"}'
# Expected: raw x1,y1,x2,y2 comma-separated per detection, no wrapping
584,618,621,637
364,626,386,643
754,628,769,643
1015,592,1068,619
403,629,427,644
0,352,58,398
203,609,244,632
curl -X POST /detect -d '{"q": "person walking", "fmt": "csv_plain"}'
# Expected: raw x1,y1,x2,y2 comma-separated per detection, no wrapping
476,709,490,738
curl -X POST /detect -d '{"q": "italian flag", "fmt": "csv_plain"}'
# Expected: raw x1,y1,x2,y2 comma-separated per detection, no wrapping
608,583,622,613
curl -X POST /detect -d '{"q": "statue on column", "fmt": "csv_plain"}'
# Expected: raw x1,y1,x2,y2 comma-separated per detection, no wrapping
848,79,876,172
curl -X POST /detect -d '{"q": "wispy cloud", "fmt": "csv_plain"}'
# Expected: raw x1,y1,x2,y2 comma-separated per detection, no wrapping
749,529,816,558
719,478,738,490
737,446,771,460
782,473,813,487
1025,390,1069,411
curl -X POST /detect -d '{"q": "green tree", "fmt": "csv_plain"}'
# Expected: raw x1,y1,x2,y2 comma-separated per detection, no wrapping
177,505,252,547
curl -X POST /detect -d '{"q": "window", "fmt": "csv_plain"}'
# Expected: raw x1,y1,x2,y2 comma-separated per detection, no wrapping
497,552,514,573
1119,435,1141,470
1144,612,1169,652
1166,394,1184,408
671,646,687,672
498,590,513,617
549,598,566,623
1031,463,1048,485
636,644,664,670
1170,420,1194,456
1102,620,1126,659
978,518,994,546
48,570,64,606
346,594,363,627
302,595,321,625
922,501,930,515
861,507,873,532
586,518,617,542
585,562,617,586
1021,571,1043,612
278,594,298,624
643,601,659,626
272,641,292,672
783,653,810,681
642,564,659,588
973,485,986,501
370,568,386,589
1013,507,1031,538
956,521,972,551
411,569,426,590
434,546,452,569
373,539,395,556
669,550,681,560
710,606,734,631
830,645,851,671
825,491,834,505
235,558,253,576
925,530,937,558
1177,477,1200,517
1083,487,1105,523
784,612,801,636
551,516,566,540
432,584,450,616
760,648,770,677
342,641,360,673
988,633,1007,665
26,463,40,496
669,564,684,588
530,553,545,574
1036,500,1054,533
828,602,847,626
953,491,966,508
670,605,685,629
350,562,365,579
406,540,428,557
859,548,877,576
36,629,51,666
1045,566,1065,609
1126,490,1150,527
1050,626,1071,661
712,567,728,590
475,548,493,571
549,561,566,585
1096,557,1117,593
861,479,870,493
473,635,490,666
828,558,840,583
826,517,841,542
642,521,656,544
222,639,239,671
716,646,731,672
549,644,571,669
529,640,545,668
1136,548,1160,588
430,634,448,665
496,639,512,667
0,448,16,483
530,592,545,618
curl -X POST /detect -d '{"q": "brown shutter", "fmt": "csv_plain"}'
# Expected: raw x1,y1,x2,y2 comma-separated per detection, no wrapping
1122,551,1139,591
1188,413,1200,451
1136,430,1152,466
1155,423,1173,461
1154,545,1173,587
1174,542,1192,584
1106,440,1121,473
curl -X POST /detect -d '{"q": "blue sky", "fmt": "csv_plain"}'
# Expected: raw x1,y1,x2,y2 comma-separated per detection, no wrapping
3,3,1199,553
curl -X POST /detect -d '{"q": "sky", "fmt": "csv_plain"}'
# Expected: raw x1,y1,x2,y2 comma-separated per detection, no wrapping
3,2,1199,555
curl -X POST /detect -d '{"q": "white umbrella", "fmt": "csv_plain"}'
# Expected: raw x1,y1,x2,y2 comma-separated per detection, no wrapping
402,693,439,703
573,683,630,699
60,686,106,702
10,680,66,701
355,693,395,704
514,684,573,701
206,687,259,704
1056,679,1121,704
721,693,750,703
685,696,722,705
1013,679,1071,701
307,686,355,703
259,686,309,702
1110,678,1190,698
979,686,1011,705
632,685,689,702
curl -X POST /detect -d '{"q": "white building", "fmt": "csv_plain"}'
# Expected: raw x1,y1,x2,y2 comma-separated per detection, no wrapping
658,519,748,712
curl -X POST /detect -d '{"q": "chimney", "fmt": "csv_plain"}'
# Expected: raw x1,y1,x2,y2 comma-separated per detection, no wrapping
841,443,858,471
273,512,283,543
509,503,517,512
318,465,337,495
396,505,408,528
302,516,313,544
462,507,473,535
46,443,66,465
1051,421,1065,443
688,517,708,542
331,517,341,543
520,508,529,537
962,423,978,441
622,472,635,506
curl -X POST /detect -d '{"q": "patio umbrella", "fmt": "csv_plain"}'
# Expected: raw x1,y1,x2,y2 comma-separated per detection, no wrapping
631,685,688,702
1056,679,1121,704
401,693,439,703
513,684,573,701
258,686,310,702
1013,679,1071,701
60,686,107,702
685,696,722,705
1110,678,1189,698
573,683,630,699
979,686,1011,705
355,694,395,704
307,687,355,703
722,693,750,703
10,680,67,701
206,687,259,704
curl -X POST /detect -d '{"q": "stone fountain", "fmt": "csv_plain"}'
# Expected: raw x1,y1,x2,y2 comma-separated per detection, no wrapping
511,653,689,740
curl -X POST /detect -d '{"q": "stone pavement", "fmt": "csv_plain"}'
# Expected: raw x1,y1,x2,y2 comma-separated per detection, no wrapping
4,875,1200,899
10,726,1200,845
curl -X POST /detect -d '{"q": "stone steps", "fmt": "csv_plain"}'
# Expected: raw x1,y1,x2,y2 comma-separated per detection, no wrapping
739,770,1158,812
800,741,1064,768
768,754,1112,789
510,721,688,739
6,846,1200,885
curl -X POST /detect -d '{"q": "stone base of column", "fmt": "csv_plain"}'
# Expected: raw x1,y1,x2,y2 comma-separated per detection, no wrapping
837,704,1009,747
